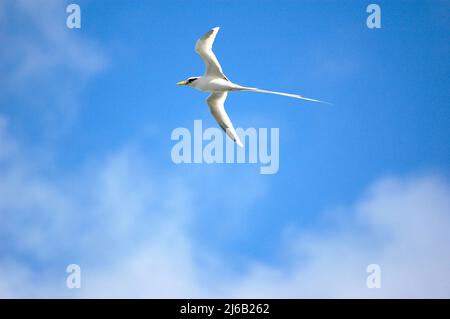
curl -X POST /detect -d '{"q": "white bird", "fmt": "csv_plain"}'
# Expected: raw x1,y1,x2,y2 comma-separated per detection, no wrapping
177,27,328,147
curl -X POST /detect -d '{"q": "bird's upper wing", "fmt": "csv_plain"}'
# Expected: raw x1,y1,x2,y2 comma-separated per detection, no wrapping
195,27,228,79
207,92,243,147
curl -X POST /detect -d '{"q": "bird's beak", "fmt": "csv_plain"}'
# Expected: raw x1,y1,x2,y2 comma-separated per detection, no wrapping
176,81,188,86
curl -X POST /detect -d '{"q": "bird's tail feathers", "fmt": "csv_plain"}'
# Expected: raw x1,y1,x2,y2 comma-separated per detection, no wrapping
241,87,331,104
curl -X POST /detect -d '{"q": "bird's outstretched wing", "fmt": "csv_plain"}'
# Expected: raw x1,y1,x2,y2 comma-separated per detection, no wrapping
195,27,228,79
207,92,243,147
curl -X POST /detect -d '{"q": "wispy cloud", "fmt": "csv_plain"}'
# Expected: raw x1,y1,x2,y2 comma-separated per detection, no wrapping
1,0,105,86
0,0,106,137
1,115,449,298
227,174,450,298
0,0,448,299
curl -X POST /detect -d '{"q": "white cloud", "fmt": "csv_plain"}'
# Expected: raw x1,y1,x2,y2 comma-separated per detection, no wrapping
0,119,197,297
227,175,450,298
0,1,448,298
0,0,107,137
0,112,449,298
1,0,105,86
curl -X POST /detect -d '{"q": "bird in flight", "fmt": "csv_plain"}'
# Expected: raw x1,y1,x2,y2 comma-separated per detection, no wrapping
177,27,328,147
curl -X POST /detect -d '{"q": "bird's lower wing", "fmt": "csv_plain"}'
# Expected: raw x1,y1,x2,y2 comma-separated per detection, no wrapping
206,92,243,147
195,27,228,79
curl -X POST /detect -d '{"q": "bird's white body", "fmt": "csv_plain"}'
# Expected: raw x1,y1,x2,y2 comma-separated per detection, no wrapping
177,27,328,147
191,76,243,92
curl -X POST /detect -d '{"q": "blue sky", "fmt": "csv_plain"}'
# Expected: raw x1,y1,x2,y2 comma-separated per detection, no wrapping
0,0,449,297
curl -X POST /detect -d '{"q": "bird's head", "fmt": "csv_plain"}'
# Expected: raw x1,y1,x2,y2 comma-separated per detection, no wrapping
176,76,200,87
